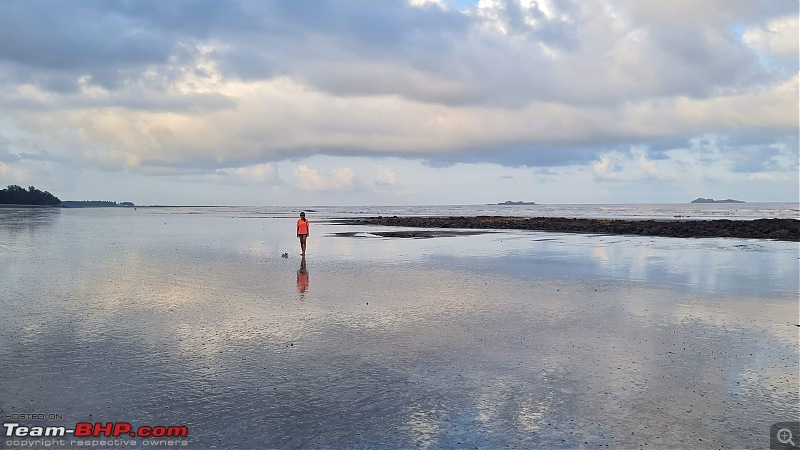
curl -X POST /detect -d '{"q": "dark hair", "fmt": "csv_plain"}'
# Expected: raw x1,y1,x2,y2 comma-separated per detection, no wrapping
300,212,305,216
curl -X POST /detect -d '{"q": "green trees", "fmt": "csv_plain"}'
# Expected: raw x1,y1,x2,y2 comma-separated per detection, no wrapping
0,185,61,206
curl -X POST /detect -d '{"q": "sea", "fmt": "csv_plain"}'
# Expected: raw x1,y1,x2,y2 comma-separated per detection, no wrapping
140,201,799,220
0,202,797,449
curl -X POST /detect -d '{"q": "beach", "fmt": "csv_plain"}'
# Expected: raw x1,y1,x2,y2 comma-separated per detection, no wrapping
1,207,798,449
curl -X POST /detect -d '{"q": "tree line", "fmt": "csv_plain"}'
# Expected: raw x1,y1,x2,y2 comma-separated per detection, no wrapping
62,201,135,207
0,185,61,206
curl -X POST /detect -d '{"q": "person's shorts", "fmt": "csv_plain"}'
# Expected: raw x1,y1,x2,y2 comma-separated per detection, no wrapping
298,234,308,237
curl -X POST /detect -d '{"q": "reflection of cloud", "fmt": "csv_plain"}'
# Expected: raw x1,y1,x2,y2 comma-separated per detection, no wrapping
234,240,272,258
514,396,551,432
673,300,798,347
630,243,654,280
407,410,440,449
592,244,610,267
475,379,551,434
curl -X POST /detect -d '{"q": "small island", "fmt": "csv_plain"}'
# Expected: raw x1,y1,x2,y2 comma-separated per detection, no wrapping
691,198,745,204
0,185,60,206
496,201,536,205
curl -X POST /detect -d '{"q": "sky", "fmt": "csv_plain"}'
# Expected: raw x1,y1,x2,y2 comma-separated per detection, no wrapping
0,0,797,205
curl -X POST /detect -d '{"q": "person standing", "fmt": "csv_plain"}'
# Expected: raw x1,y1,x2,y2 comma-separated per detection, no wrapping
296,212,309,255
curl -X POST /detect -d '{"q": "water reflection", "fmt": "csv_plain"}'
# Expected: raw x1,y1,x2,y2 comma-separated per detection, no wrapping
297,255,309,295
0,207,61,250
0,209,797,448
418,233,798,298
0,206,61,227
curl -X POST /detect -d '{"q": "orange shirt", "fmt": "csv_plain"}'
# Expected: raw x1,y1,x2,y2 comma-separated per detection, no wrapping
297,218,309,235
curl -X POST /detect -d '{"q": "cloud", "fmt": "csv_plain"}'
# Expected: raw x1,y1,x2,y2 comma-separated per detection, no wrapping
743,14,799,59
0,136,21,163
637,153,661,180
375,165,397,186
292,165,356,192
592,155,619,181
591,149,672,183
0,162,28,183
0,0,796,191
215,163,280,184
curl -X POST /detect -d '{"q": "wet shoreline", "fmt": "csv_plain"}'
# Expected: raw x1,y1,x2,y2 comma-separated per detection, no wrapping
2,208,798,448
338,216,800,241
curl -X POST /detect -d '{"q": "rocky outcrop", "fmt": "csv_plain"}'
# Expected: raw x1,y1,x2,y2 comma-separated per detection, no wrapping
339,216,799,241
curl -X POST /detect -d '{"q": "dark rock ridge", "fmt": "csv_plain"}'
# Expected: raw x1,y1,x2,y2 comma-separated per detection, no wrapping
339,216,799,241
691,198,745,203
61,200,135,207
497,201,536,205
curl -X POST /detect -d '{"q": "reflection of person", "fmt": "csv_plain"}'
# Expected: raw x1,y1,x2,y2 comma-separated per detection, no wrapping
296,212,309,256
297,255,309,294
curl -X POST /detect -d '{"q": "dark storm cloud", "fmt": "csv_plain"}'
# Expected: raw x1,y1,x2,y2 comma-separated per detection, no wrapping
0,0,257,93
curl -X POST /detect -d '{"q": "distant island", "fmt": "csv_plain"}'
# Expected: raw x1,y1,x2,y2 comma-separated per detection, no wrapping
691,198,745,204
0,185,60,206
496,201,536,205
62,200,135,208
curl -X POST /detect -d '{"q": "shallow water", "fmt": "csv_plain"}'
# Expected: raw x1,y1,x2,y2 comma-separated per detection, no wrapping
0,207,797,449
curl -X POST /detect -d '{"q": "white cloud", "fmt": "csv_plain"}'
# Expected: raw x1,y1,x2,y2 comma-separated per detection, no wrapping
408,0,446,8
592,150,672,183
592,155,618,181
0,162,29,183
637,153,660,180
743,15,799,58
216,163,279,184
292,164,356,192
375,165,397,186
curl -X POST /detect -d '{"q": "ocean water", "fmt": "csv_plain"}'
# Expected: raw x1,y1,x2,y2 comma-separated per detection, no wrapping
0,206,797,449
131,202,800,221
207,202,799,220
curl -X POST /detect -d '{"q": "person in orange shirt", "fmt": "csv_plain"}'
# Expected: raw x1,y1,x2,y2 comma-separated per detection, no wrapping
296,212,309,255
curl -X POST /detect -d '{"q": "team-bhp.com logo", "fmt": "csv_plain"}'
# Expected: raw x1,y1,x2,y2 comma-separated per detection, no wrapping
4,421,188,438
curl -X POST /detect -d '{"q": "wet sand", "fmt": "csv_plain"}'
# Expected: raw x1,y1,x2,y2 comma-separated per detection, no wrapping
0,208,797,449
340,216,800,241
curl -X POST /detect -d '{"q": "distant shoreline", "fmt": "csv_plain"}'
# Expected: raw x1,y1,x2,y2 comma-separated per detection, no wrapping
338,216,800,241
0,204,60,208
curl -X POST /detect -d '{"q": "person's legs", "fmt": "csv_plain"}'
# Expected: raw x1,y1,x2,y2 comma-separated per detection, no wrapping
299,235,307,255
